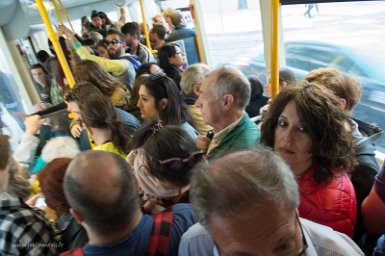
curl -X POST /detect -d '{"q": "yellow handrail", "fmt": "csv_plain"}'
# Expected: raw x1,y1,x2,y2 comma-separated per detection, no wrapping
57,0,75,32
36,0,75,88
139,0,153,51
190,3,204,63
51,0,64,25
270,0,280,98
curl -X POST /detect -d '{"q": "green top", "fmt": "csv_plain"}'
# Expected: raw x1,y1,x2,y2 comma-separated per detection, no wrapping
207,113,261,160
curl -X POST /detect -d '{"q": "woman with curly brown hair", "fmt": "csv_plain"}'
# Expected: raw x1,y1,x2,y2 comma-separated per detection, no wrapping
73,60,130,111
261,81,357,237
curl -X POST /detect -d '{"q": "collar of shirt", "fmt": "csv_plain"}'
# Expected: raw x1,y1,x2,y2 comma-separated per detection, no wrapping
207,115,243,154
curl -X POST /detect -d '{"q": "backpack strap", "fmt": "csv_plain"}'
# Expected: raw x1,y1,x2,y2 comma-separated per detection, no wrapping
146,208,173,256
60,248,85,256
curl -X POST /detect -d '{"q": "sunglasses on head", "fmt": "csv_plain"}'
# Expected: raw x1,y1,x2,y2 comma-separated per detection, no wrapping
104,39,121,46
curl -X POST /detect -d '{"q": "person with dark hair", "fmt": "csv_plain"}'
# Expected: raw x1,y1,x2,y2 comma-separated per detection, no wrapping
89,10,107,37
62,150,195,255
261,81,357,237
127,121,204,213
80,16,91,35
59,25,137,90
195,66,261,160
65,82,140,150
37,158,88,251
128,63,161,118
135,62,161,79
179,149,364,255
265,67,297,97
164,9,199,65
36,50,51,65
0,135,58,255
47,36,71,89
149,24,167,50
245,75,268,118
74,60,131,111
98,11,113,27
66,82,133,158
30,63,63,105
121,22,155,64
137,72,198,139
96,41,109,58
158,43,186,88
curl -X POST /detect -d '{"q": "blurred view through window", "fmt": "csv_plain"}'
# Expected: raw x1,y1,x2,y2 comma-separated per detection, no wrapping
199,0,263,65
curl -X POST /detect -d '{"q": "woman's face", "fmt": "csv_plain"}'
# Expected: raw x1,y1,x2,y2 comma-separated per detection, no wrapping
137,85,158,120
273,101,313,176
169,46,186,68
97,46,109,59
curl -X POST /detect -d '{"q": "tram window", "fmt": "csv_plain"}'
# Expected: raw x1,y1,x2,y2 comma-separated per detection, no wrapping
0,47,26,149
281,1,385,152
199,0,263,66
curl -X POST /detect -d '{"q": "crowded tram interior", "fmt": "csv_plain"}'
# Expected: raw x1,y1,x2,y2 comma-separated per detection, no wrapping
1,0,385,255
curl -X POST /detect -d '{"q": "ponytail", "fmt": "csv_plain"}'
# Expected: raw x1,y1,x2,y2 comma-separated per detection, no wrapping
108,119,132,154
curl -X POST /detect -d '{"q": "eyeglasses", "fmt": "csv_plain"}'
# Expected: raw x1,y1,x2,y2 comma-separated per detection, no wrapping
104,39,121,46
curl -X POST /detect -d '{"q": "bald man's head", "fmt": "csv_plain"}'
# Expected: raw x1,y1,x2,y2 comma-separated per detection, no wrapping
64,150,139,235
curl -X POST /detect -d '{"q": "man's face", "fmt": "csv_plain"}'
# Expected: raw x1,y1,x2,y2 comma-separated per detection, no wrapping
209,207,304,256
92,16,102,28
124,33,134,47
105,34,123,59
149,29,156,43
196,72,223,131
31,67,46,85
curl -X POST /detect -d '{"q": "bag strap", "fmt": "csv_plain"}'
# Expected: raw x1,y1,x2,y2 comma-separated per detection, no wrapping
145,208,173,256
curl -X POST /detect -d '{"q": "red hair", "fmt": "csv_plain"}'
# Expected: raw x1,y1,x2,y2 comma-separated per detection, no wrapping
38,158,72,216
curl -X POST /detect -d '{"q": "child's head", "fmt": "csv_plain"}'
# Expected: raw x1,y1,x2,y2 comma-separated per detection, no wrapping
135,121,204,187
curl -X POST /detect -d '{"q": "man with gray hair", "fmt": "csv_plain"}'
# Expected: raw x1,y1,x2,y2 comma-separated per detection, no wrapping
195,66,260,159
181,63,213,135
179,148,365,255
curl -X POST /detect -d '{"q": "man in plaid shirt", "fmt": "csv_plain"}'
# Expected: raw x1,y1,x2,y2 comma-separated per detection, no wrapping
0,135,58,255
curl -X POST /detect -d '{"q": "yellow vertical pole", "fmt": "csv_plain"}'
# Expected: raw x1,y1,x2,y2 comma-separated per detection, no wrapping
190,2,204,63
139,0,152,51
270,0,280,98
36,0,75,88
